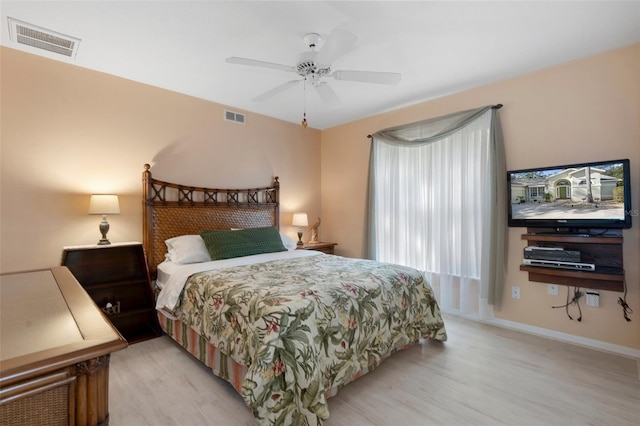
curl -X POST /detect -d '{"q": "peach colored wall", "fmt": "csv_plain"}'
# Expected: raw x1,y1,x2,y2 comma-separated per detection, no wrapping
0,47,321,273
321,44,640,350
2,43,638,351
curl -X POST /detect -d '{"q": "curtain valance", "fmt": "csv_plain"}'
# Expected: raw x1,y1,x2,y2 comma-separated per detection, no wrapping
370,104,502,145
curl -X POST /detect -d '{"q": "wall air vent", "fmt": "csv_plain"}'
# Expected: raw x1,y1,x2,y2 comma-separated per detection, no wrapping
225,110,246,124
8,17,81,58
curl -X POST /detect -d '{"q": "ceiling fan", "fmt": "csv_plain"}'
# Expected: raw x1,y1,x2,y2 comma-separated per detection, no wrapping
225,29,401,112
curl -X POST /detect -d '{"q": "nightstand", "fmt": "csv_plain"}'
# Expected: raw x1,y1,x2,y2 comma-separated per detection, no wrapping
296,242,337,254
61,242,161,343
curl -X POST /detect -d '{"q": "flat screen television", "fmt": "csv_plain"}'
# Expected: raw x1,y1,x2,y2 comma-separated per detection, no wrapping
507,159,632,231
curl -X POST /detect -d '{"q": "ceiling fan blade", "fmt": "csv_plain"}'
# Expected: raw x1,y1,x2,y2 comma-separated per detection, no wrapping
315,29,357,67
226,57,295,73
331,70,401,85
252,80,300,102
314,83,341,109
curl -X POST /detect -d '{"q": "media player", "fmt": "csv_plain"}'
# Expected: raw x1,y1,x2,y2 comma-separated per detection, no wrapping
522,258,595,271
524,246,581,262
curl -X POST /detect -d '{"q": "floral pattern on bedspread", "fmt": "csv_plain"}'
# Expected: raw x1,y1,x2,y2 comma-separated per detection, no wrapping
177,254,447,425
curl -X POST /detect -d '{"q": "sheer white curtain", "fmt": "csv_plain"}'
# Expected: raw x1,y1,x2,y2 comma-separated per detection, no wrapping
369,106,505,319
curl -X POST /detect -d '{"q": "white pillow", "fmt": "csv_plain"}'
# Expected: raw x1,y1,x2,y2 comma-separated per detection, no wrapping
165,235,211,264
280,233,297,251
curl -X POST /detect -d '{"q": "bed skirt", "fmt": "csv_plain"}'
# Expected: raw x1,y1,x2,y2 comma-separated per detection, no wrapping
158,311,247,394
157,311,414,400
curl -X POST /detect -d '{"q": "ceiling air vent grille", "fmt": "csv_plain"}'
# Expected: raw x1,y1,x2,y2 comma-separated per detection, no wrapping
8,17,81,58
225,110,246,124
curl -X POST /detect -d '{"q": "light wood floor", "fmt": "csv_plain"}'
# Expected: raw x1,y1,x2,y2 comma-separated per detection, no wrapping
109,314,640,425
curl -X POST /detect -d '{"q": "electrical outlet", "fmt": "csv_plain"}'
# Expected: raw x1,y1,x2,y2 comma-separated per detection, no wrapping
512,286,521,299
547,284,559,296
586,291,600,307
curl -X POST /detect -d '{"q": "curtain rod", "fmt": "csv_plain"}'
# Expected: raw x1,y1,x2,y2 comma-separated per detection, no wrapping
366,103,503,139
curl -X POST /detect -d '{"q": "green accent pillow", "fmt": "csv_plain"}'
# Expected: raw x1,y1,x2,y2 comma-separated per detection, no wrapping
200,226,287,260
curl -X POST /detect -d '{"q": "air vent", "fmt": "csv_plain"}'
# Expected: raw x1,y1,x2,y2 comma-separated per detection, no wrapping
8,17,81,58
225,110,246,124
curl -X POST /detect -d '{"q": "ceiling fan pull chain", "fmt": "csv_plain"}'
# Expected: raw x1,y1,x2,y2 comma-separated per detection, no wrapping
301,78,308,128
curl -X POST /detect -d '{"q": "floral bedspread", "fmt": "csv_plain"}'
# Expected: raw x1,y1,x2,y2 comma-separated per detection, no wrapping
176,254,447,425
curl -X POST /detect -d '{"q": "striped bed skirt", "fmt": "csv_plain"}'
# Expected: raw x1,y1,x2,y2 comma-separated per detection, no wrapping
157,311,412,401
157,311,247,394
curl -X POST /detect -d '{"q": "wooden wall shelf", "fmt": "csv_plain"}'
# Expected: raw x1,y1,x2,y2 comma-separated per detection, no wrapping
520,233,624,292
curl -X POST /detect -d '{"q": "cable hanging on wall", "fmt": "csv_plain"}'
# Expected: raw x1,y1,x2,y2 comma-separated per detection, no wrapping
552,286,583,321
618,273,633,321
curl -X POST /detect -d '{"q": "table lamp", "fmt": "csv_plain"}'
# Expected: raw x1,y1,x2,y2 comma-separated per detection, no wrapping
291,212,308,246
89,194,120,245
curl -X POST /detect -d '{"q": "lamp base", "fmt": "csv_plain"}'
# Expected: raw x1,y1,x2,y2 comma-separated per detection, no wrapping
98,216,111,246
297,230,304,246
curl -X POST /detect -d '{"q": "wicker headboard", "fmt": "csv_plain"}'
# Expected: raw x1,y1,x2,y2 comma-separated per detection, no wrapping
142,164,280,279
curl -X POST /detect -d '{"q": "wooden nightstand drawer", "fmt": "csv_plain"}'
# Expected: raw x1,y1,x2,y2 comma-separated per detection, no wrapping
61,242,161,343
61,244,147,285
297,242,337,254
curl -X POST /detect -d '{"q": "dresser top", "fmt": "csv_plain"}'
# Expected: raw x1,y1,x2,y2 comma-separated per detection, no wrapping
1,270,83,360
0,267,127,381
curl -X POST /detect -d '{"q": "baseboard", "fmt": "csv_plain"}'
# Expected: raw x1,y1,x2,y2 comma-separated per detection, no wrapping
479,316,640,360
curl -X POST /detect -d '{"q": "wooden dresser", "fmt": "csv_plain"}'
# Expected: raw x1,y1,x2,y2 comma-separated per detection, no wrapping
0,267,127,426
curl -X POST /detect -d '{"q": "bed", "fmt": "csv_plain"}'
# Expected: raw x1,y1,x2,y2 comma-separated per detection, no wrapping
142,164,447,425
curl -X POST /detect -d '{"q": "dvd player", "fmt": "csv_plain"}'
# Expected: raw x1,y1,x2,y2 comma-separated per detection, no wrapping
522,258,595,271
524,246,581,262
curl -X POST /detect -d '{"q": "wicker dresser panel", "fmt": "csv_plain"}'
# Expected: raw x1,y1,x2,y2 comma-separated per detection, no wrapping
0,377,71,426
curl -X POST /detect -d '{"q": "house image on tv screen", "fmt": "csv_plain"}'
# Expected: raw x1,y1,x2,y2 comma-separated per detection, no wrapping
510,165,620,204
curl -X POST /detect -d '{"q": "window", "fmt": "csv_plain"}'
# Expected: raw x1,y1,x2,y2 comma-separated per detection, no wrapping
529,186,545,198
369,106,506,317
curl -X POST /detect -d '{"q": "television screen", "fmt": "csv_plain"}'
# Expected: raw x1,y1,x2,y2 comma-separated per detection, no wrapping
507,159,632,230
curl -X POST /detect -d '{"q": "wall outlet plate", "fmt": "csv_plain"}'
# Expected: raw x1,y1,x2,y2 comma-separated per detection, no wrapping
586,291,600,307
547,284,559,295
512,286,521,299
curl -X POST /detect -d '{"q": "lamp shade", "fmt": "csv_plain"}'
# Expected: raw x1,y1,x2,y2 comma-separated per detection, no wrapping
88,194,120,215
291,212,308,227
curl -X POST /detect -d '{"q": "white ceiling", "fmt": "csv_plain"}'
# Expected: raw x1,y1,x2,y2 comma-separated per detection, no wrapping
1,1,639,130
